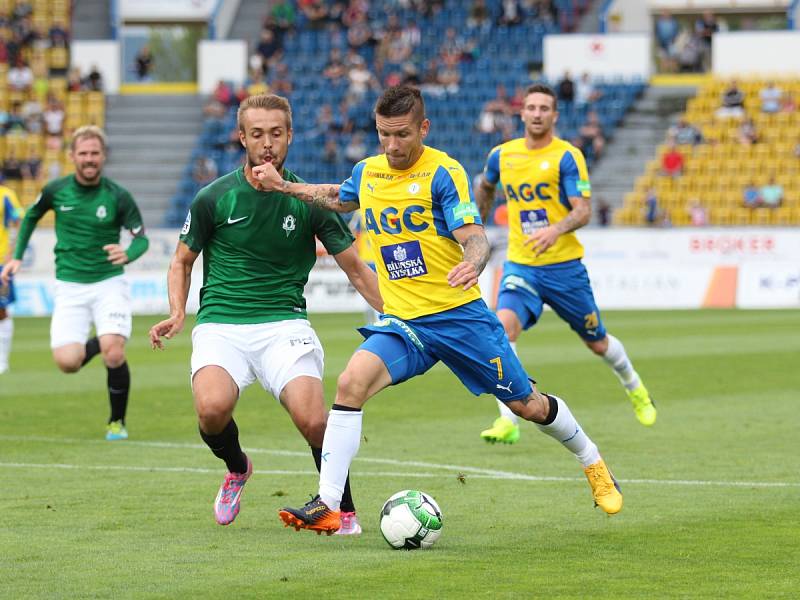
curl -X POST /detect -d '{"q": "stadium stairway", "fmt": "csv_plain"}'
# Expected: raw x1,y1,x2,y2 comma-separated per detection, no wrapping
72,0,112,40
227,0,266,47
103,94,205,227
590,86,692,209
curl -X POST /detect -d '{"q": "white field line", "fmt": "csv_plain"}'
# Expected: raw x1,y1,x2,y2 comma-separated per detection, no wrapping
0,435,798,488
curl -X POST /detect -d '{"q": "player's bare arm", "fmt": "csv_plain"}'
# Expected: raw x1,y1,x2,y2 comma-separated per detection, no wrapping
0,259,21,286
333,245,384,312
251,162,357,213
474,175,497,223
448,223,489,291
149,241,198,349
525,196,591,256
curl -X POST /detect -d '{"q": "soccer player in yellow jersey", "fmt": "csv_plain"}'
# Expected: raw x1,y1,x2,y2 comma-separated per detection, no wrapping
0,177,23,374
476,84,656,445
253,86,623,532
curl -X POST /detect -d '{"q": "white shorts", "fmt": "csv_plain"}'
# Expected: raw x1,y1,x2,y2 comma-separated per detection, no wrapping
50,276,132,349
190,320,325,399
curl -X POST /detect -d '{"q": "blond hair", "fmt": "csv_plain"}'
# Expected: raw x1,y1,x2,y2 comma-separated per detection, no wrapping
71,125,108,151
237,94,292,132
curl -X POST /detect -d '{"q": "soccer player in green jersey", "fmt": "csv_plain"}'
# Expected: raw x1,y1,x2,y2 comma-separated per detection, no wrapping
1,126,149,440
148,94,382,532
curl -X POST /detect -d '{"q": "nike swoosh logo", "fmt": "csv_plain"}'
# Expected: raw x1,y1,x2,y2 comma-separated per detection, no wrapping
59,206,75,211
132,226,142,235
227,216,248,224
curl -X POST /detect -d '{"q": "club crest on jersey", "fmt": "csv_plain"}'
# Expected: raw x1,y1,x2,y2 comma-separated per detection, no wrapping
181,211,191,235
96,205,107,220
408,182,420,194
282,214,296,236
380,240,427,280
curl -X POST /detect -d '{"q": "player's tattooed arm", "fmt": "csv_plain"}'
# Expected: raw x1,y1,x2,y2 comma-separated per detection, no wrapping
448,223,489,291
554,196,592,234
250,162,356,213
474,176,497,223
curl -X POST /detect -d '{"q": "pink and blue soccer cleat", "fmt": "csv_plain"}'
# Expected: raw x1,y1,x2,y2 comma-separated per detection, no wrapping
214,455,253,526
334,511,362,536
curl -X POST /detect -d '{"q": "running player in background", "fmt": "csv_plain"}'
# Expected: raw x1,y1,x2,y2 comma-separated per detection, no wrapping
476,83,656,446
253,85,623,534
0,175,23,374
148,94,381,533
1,126,149,440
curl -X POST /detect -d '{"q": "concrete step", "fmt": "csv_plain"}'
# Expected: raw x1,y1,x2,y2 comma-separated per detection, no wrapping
109,134,198,150
122,179,180,195
105,163,186,178
106,106,202,121
106,122,202,136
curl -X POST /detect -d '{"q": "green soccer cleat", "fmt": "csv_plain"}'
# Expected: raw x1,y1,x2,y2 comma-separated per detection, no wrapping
480,416,520,444
106,420,128,441
627,383,657,426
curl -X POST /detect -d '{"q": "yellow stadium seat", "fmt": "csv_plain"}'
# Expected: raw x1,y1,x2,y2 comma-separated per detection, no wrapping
771,207,792,225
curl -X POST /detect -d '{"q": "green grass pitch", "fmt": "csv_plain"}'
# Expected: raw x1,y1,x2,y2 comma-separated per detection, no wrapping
1,310,798,598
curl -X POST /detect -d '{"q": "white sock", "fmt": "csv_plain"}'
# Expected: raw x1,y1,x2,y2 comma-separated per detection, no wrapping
602,334,641,391
0,317,12,372
496,341,520,424
535,395,600,467
318,409,363,511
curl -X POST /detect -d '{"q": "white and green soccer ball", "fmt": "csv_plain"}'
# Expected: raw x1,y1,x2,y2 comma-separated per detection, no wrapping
379,490,443,550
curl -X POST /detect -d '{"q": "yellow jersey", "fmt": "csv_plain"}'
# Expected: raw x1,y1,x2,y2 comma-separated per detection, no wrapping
1,185,24,260
340,146,482,320
484,136,591,266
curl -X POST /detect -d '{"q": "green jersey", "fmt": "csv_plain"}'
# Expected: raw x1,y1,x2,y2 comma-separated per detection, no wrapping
180,167,354,325
14,175,148,283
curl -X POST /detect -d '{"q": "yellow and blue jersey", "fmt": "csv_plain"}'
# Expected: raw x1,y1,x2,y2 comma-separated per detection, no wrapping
1,185,24,259
340,146,482,320
484,137,591,266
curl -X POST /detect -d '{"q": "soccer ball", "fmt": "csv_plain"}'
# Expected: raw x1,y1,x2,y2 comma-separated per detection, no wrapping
379,490,443,550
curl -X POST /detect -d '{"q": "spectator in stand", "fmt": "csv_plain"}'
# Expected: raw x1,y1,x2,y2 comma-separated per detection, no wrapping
675,30,703,73
644,189,659,226
66,66,83,91
211,80,233,107
760,81,782,114
342,0,368,27
717,80,745,118
48,20,69,48
654,10,679,72
500,0,523,26
476,84,513,139
270,62,293,96
509,85,525,112
661,143,684,177
575,72,601,107
323,48,347,82
670,118,703,145
781,93,797,113
436,52,461,93
4,102,26,133
557,71,575,104
299,0,329,29
344,131,368,163
694,10,719,70
737,118,758,145
256,28,283,72
191,156,218,187
2,155,23,180
7,57,33,92
134,45,154,81
265,1,295,36
687,199,708,226
334,100,354,134
321,136,339,163
760,177,783,208
742,182,761,208
21,98,42,133
467,0,492,33
246,68,270,96
346,55,380,103
578,110,606,163
42,97,64,137
401,19,421,49
85,64,104,91
346,13,373,50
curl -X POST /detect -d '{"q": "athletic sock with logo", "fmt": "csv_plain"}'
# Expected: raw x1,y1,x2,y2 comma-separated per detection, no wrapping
107,362,130,423
312,446,356,513
199,419,248,474
602,334,641,391
495,341,520,424
535,394,600,468
0,317,12,372
318,405,362,511
81,336,101,367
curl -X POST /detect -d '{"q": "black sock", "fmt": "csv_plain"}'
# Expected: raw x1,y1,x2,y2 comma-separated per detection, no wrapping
311,446,355,513
200,419,248,474
107,362,130,423
81,337,101,367
540,394,559,426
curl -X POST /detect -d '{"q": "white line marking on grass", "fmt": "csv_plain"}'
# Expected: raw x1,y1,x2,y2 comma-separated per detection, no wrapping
1,435,799,488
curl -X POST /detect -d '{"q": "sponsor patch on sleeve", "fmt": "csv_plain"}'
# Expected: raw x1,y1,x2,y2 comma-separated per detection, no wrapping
181,211,191,235
452,202,480,221
577,180,592,194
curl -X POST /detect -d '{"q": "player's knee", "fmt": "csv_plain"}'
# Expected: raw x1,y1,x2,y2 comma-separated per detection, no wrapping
513,390,550,423
585,338,607,355
55,358,81,373
196,402,233,432
336,369,367,405
101,346,126,368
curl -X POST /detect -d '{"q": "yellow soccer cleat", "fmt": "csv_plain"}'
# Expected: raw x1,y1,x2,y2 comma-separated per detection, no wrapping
584,459,623,515
627,383,657,426
480,416,520,444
